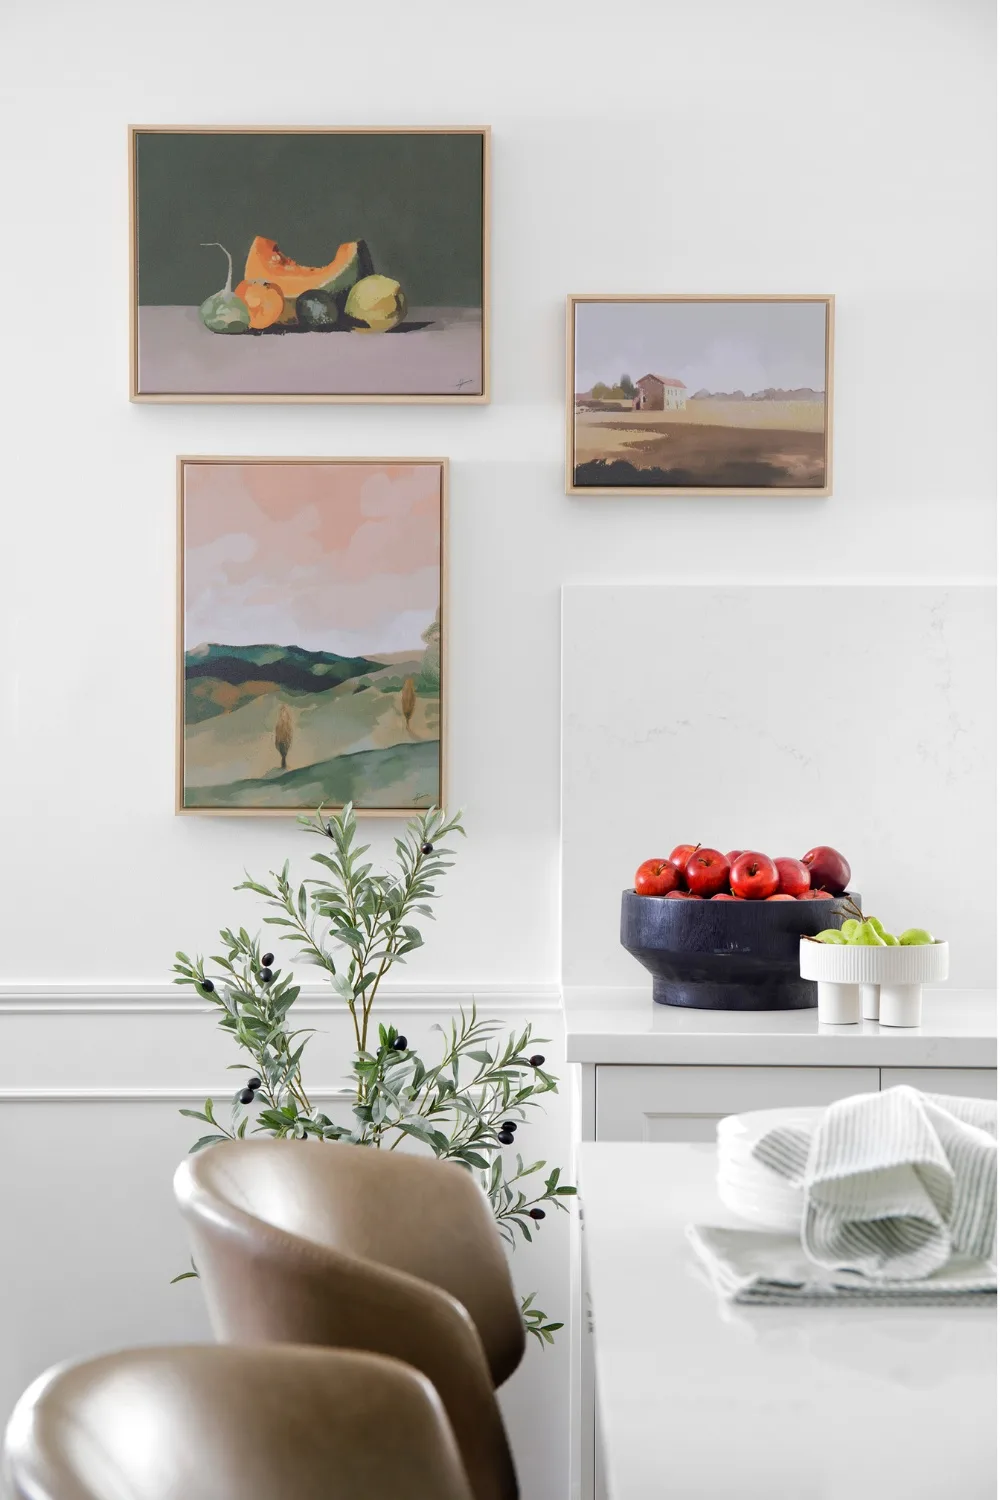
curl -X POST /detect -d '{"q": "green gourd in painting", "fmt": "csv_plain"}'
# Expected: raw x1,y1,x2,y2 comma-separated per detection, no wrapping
198,243,251,334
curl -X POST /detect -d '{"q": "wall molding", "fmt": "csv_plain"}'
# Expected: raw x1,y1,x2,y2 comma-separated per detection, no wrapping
0,982,563,1016
0,1086,358,1104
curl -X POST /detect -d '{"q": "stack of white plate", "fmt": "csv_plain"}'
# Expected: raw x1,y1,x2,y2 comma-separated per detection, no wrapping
716,1107,822,1232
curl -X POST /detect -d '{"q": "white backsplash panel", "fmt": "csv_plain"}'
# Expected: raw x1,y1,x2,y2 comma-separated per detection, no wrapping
561,584,996,989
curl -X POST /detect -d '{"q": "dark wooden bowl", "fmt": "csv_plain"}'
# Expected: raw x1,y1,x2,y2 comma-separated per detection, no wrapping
620,889,861,1010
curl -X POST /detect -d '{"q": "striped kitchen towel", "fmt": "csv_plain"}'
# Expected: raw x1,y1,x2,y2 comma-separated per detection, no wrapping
686,1223,996,1305
753,1087,996,1282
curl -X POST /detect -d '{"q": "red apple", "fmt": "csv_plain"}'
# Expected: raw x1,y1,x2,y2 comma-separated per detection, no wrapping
712,892,744,900
801,846,851,894
634,858,681,897
774,856,811,899
668,843,700,881
725,850,744,865
684,848,730,897
766,893,796,901
798,890,834,901
730,851,780,900
665,890,701,899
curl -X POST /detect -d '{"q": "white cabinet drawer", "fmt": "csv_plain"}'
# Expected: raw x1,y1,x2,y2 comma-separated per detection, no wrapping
595,1065,880,1142
881,1067,996,1098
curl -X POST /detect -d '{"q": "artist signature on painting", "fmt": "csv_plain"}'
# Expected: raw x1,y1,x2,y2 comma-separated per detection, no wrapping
454,377,475,389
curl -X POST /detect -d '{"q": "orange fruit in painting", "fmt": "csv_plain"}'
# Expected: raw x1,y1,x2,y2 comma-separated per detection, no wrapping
243,237,363,301
233,279,284,330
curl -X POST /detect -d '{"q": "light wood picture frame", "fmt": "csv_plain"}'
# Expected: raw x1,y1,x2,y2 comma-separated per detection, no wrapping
566,294,834,496
131,127,490,403
177,457,447,817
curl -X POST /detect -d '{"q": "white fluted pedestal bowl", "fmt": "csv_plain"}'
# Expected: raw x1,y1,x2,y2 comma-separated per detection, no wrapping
799,939,949,1026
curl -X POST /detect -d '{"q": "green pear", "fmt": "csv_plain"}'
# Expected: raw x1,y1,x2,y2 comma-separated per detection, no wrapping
840,919,862,940
815,929,847,944
855,921,887,946
899,927,935,946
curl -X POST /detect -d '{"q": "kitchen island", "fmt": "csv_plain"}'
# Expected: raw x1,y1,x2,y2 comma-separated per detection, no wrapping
579,1142,996,1499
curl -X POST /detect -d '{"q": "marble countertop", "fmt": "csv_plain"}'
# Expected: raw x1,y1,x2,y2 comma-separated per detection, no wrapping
580,1142,996,1499
564,987,996,1066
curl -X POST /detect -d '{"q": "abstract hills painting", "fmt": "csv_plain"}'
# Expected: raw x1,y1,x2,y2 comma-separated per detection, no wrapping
567,296,833,495
178,458,445,814
131,128,488,401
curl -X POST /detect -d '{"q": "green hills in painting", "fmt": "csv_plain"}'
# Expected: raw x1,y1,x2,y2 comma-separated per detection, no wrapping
183,638,440,811
185,642,385,724
183,742,440,810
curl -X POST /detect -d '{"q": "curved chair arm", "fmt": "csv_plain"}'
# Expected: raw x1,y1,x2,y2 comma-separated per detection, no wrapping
178,1183,518,1500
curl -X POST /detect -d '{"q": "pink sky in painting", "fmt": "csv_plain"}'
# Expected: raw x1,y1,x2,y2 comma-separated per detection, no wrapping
184,463,441,656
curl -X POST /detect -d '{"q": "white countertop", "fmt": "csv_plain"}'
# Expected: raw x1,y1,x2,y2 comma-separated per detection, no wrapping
580,1142,996,1500
565,987,996,1067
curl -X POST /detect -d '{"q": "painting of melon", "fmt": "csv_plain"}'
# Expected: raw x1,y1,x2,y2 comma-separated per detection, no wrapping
131,128,488,401
177,457,446,815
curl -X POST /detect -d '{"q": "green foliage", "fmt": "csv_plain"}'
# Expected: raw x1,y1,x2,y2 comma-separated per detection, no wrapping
377,674,437,697
520,1291,564,1346
619,372,636,398
172,803,576,1346
417,610,441,694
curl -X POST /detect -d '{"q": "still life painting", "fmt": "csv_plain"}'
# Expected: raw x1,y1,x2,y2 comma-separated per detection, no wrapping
178,458,445,815
568,295,833,495
131,128,488,401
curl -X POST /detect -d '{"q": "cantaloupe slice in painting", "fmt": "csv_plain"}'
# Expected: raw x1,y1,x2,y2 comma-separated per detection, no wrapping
243,238,371,301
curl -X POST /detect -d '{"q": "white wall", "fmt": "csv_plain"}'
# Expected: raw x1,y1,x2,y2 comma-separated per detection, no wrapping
1,0,995,985
0,1,995,1496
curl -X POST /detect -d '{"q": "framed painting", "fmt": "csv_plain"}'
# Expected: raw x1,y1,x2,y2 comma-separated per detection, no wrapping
177,457,446,816
130,127,489,402
566,295,834,495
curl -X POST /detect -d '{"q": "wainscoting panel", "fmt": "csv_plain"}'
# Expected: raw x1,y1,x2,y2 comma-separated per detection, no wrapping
1,992,573,1500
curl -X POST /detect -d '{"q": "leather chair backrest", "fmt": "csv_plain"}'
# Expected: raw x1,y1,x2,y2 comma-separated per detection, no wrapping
174,1140,524,1500
178,1138,525,1385
4,1344,475,1500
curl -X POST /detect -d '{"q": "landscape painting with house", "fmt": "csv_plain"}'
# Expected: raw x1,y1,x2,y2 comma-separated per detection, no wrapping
570,297,832,493
179,460,443,814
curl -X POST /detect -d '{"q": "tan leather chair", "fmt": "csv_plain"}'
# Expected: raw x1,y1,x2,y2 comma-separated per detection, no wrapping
174,1138,525,1500
4,1344,475,1500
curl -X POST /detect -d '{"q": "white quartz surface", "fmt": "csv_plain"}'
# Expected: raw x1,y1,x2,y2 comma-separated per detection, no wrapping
565,987,996,1065
561,584,997,990
580,1142,996,1500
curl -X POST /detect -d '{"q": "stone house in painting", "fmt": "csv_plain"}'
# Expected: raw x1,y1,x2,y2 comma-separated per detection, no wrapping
633,374,687,411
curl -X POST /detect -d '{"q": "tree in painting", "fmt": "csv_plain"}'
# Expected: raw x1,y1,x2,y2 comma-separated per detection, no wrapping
274,706,293,771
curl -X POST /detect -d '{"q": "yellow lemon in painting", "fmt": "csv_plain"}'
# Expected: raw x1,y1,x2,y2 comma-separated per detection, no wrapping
345,274,407,332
